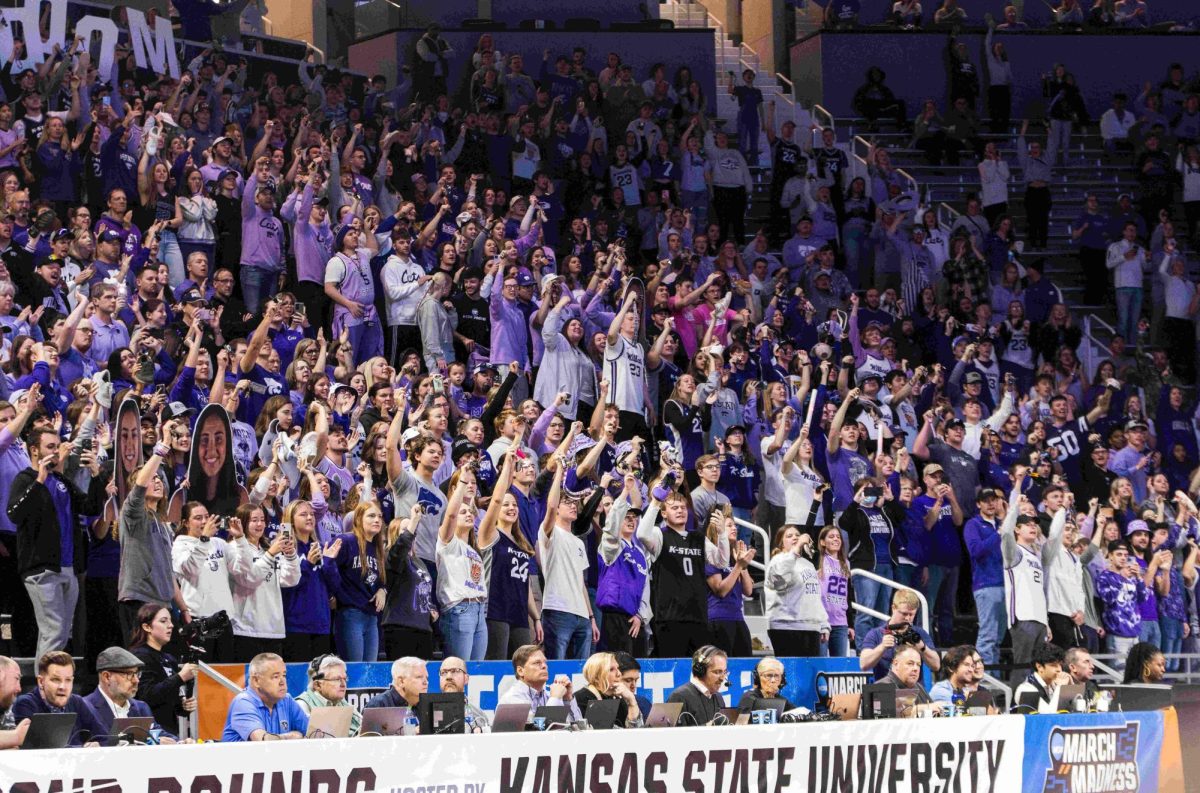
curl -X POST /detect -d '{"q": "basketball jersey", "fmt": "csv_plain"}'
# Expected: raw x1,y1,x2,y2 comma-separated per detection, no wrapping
1001,322,1034,369
484,531,532,628
772,138,805,181
1004,543,1047,626
652,527,708,624
1044,416,1089,486
610,164,641,205
603,335,647,413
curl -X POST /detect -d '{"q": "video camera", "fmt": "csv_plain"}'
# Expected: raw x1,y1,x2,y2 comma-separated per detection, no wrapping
178,610,230,664
883,621,923,647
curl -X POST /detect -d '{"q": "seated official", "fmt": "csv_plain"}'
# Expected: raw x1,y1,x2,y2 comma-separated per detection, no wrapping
364,657,428,709
438,657,489,731
737,657,797,713
574,652,642,728
1122,642,1166,685
859,590,940,681
12,651,103,747
877,645,933,705
222,653,308,741
0,655,31,749
1014,642,1068,708
497,645,582,722
667,646,728,726
614,652,653,721
1064,647,1102,702
83,647,177,743
296,655,361,737
929,645,984,703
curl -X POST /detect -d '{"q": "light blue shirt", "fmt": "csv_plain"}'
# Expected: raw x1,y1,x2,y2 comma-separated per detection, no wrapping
222,688,309,741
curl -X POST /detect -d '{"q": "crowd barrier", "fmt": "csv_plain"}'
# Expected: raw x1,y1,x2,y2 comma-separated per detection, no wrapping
1,709,1184,793
195,657,864,740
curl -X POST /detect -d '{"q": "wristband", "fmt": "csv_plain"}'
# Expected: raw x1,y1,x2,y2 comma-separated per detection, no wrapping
153,443,170,458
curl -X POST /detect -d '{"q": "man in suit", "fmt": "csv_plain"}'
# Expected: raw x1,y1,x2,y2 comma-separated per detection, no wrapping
83,647,175,742
12,651,104,746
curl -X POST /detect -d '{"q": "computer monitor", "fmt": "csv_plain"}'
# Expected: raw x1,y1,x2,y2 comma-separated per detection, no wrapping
417,693,466,735
861,683,897,720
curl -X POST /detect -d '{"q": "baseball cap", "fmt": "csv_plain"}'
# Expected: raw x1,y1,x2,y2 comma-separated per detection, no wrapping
515,269,535,287
976,487,1001,502
212,136,233,147
855,370,882,385
97,229,122,244
963,371,984,385
36,254,64,268
400,426,424,445
1124,419,1148,432
923,463,944,477
163,401,195,421
50,228,72,242
724,424,747,437
179,287,206,305
219,168,240,182
943,418,965,431
330,383,358,403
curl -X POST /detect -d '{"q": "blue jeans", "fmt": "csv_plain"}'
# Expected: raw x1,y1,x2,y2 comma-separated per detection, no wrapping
920,564,959,646
732,506,755,547
542,608,592,660
821,625,851,658
441,599,487,660
1138,618,1162,647
335,607,379,662
1160,616,1184,671
158,229,184,287
973,586,1007,665
1115,287,1143,346
737,116,761,165
241,265,280,314
852,561,896,648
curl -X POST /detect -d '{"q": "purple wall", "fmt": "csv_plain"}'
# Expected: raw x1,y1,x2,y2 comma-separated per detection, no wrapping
791,30,1200,119
352,29,717,103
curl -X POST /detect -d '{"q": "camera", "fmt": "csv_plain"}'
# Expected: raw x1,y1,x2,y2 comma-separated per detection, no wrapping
178,610,231,664
884,621,923,647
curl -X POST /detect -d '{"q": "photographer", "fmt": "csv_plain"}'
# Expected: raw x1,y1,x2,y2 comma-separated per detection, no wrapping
128,604,197,736
859,589,940,680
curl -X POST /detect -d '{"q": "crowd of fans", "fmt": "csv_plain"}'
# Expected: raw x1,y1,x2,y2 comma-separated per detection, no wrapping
0,0,1194,748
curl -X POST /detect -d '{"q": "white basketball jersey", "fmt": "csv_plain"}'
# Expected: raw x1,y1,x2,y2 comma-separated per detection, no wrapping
1005,543,1048,627
603,335,647,413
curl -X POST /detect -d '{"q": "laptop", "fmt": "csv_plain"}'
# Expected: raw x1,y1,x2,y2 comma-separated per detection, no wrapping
492,703,532,733
829,693,862,721
645,702,683,728
1016,691,1043,712
585,698,621,730
306,706,353,739
753,697,787,719
359,707,411,737
21,713,76,750
104,717,155,745
418,693,466,735
1057,684,1086,711
966,689,995,715
1099,683,1173,712
533,705,571,729
716,708,741,725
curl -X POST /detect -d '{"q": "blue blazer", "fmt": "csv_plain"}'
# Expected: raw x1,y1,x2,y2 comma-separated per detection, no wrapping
83,689,174,741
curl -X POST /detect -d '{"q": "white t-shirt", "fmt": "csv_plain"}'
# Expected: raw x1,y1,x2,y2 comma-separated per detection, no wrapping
760,436,786,507
783,465,826,527
538,526,591,619
436,535,488,607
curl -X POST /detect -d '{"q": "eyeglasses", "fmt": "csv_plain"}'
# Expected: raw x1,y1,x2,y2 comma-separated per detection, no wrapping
439,668,466,677
319,676,348,684
113,669,142,679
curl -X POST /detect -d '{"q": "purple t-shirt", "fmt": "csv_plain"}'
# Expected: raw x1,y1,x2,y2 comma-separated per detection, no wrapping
820,555,849,627
1134,555,1160,622
1093,569,1147,638
706,563,745,622
826,445,870,513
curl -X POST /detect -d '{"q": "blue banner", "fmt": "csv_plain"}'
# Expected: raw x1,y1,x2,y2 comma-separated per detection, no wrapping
1021,710,1164,792
284,657,862,714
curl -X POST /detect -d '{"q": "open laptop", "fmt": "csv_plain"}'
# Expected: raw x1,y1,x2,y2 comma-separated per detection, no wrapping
716,708,741,725
645,702,683,728
21,713,76,750
492,703,532,733
104,717,155,745
829,693,862,721
966,689,995,715
533,705,571,729
585,699,621,730
359,707,410,737
306,706,353,739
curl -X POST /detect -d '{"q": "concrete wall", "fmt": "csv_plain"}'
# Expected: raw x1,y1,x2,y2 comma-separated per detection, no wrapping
375,0,655,28
742,0,784,78
350,28,717,101
791,30,1200,118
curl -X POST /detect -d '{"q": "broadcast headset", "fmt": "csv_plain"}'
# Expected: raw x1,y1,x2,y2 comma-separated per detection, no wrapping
750,658,787,691
308,653,335,682
692,645,724,679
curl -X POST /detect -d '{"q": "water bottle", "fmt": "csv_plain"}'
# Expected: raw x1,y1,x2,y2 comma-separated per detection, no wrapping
815,673,830,708
464,715,476,733
951,690,966,717
402,714,420,736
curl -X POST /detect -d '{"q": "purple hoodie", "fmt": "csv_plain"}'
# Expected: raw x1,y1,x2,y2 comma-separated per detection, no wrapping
489,277,530,369
240,173,285,271
281,182,333,285
0,426,31,534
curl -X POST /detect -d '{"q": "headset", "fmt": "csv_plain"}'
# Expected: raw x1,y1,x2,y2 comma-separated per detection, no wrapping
692,645,724,679
750,657,787,691
308,653,334,682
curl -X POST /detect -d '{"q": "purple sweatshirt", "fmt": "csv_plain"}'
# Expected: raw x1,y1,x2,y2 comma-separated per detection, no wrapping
0,426,30,534
706,563,745,622
1093,569,1149,638
819,555,850,627
489,280,530,369
281,182,333,285
240,173,285,271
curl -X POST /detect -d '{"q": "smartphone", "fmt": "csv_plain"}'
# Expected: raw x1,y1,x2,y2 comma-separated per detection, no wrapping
864,486,884,499
101,96,111,108
280,522,293,541
1099,507,1115,520
294,303,307,319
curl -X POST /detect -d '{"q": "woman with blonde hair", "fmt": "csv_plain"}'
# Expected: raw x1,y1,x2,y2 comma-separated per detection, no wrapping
573,651,642,728
330,500,387,662
437,468,488,659
281,495,342,661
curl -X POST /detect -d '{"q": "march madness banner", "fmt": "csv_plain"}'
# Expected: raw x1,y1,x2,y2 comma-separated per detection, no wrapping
1,716,1025,793
1020,709,1184,793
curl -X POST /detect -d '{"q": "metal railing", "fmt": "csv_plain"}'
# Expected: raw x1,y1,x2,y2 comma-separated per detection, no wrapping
979,672,1013,712
849,568,931,636
937,201,962,232
1081,314,1116,381
187,661,244,740
734,517,772,615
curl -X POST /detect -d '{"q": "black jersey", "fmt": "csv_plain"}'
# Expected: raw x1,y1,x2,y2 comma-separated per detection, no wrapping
652,526,708,624
772,138,805,182
1045,416,1089,487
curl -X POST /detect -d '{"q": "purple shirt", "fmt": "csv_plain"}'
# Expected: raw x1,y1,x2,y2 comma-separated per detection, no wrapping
826,445,871,513
597,537,648,617
705,563,745,622
1093,569,1148,638
820,555,850,627
489,284,530,369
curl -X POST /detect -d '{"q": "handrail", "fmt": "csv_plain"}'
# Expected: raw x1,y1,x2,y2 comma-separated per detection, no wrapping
936,201,961,232
849,568,931,635
1080,315,1116,380
979,672,1013,712
734,517,773,616
1086,656,1126,684
896,167,919,196
812,104,834,130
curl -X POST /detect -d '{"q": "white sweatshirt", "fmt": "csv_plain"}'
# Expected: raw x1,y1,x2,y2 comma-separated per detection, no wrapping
765,551,831,632
380,254,427,326
172,535,236,620
226,537,301,639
